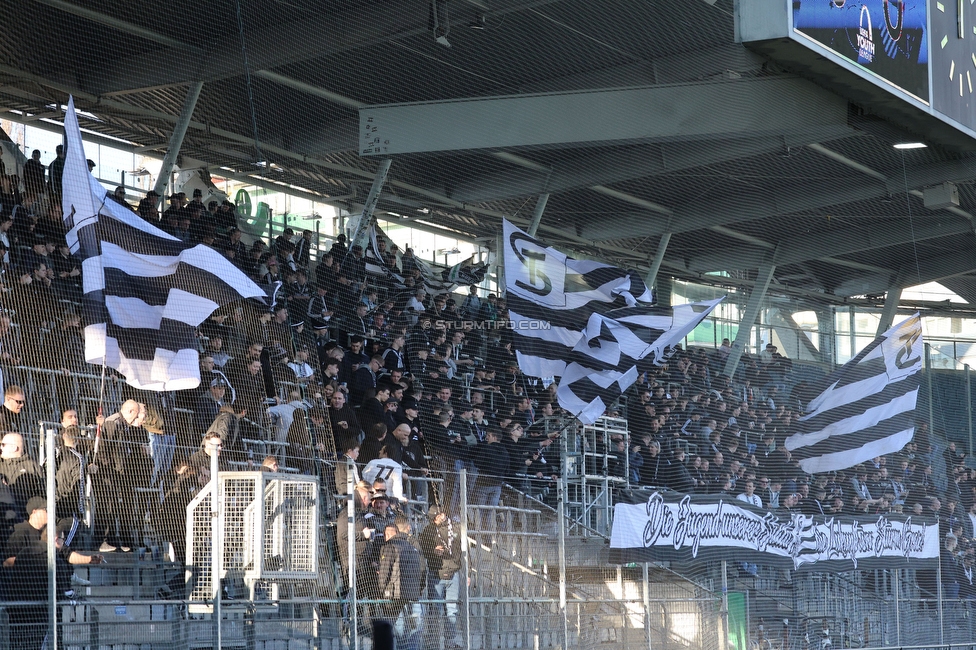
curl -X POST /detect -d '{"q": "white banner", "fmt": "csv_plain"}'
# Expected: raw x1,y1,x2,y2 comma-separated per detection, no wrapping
609,492,940,571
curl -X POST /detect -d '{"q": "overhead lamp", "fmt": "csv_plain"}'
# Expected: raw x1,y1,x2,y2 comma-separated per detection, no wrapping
468,14,487,29
893,142,927,149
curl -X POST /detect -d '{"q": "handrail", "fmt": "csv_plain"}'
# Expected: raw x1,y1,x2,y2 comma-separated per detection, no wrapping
20,365,115,380
503,481,610,540
467,503,544,516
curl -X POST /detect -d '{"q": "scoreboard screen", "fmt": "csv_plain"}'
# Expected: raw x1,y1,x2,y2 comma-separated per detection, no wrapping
793,0,930,102
738,0,976,141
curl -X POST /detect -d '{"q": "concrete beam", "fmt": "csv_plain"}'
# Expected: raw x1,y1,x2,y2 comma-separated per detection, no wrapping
833,246,976,296
91,4,426,94
359,76,848,155
518,43,766,93
81,0,561,95
583,178,882,242
645,233,671,291
288,45,776,161
686,217,973,272
582,155,976,242
448,130,854,203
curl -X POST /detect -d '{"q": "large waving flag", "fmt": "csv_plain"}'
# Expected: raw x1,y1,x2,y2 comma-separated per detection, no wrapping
503,220,720,423
443,255,488,287
784,314,923,474
365,219,486,294
61,97,266,391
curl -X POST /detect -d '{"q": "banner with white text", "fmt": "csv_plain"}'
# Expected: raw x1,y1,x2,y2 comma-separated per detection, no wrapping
609,492,939,572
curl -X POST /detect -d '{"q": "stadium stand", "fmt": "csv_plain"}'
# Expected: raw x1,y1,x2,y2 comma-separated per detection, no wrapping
5,1,976,648
0,168,968,648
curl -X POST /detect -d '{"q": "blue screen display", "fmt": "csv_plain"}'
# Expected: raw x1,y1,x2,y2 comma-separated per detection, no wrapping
794,0,929,101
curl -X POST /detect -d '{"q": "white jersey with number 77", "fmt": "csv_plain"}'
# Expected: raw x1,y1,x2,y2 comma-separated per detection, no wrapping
362,459,405,500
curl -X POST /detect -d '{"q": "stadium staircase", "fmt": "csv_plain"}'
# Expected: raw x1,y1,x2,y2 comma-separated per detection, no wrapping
464,490,723,650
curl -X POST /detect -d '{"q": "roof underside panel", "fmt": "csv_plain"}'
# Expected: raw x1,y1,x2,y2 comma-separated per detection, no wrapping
0,0,974,304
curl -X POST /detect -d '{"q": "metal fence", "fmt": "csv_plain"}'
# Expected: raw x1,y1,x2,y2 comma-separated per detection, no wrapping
7,483,976,650
7,366,976,649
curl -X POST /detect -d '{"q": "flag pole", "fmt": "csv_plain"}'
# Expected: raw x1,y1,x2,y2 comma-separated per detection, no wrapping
93,355,107,456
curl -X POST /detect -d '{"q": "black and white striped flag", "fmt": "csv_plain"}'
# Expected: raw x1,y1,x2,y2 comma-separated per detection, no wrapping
365,220,405,286
365,220,486,294
503,220,720,424
61,97,266,391
784,314,923,474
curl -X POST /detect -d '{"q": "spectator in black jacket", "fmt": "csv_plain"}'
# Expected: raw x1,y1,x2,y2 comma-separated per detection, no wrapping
194,377,227,434
419,505,463,645
329,389,362,446
473,429,510,528
377,517,426,637
351,354,382,407
0,385,27,434
159,462,206,565
0,431,44,518
360,423,391,467
665,448,696,493
55,425,91,522
359,384,391,436
638,440,665,487
391,421,427,478
23,150,45,198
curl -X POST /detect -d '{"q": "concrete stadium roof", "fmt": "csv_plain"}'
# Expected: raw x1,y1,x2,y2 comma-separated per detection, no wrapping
2,0,976,306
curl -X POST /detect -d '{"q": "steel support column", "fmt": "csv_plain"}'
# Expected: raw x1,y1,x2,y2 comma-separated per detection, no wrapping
724,262,775,377
460,469,472,650
645,232,672,294
210,445,222,649
153,81,203,198
152,82,204,203
643,562,653,650
46,428,56,650
721,560,729,650
937,555,945,644
346,457,358,650
967,365,973,457
558,478,569,650
893,568,901,646
349,159,392,249
526,193,549,237
876,286,902,336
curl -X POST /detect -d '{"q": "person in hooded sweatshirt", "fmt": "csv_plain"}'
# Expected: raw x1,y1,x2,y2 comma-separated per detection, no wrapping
0,432,43,515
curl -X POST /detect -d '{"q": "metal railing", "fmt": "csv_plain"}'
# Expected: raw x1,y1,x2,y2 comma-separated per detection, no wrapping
5,366,976,649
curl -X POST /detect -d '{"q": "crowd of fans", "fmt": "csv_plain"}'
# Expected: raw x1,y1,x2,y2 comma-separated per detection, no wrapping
622,340,931,519
0,149,973,643
0,152,575,646
618,340,976,606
